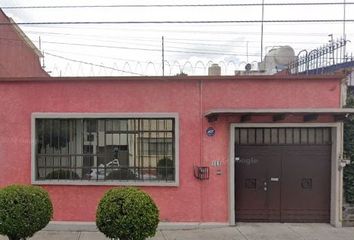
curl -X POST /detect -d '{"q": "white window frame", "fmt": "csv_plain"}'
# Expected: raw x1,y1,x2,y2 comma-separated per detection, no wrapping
31,113,179,187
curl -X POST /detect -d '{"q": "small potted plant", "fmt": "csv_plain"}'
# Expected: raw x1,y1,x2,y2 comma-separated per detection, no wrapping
45,169,80,180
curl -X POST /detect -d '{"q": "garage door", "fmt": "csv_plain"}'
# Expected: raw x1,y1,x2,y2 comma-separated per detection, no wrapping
235,127,331,223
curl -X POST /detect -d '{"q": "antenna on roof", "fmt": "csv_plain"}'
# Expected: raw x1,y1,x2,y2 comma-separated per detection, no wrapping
38,36,41,51
162,36,165,76
39,36,44,68
42,50,46,69
260,0,265,62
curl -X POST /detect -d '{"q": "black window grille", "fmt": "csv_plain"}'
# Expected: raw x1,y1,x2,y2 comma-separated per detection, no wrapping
35,118,175,182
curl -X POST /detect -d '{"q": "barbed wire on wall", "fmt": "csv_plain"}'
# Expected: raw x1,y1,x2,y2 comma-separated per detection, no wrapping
46,55,257,76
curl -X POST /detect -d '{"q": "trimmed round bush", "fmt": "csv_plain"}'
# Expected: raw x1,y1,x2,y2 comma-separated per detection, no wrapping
96,187,159,240
0,185,53,240
46,169,80,180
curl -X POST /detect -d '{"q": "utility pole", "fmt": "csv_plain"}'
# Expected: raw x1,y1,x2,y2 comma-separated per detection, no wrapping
260,0,265,62
162,36,165,76
343,0,346,39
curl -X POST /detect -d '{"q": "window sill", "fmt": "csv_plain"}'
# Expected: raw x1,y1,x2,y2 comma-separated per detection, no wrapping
32,179,179,187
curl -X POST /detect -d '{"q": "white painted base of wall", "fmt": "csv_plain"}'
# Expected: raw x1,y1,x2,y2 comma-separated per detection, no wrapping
44,221,230,232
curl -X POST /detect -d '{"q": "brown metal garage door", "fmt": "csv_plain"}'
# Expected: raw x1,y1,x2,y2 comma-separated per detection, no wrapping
235,127,331,223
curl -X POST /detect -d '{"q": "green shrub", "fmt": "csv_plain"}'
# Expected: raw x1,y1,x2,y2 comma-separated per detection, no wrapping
45,169,80,180
0,185,53,240
96,187,159,240
344,89,354,204
344,164,354,203
157,157,174,179
105,169,137,180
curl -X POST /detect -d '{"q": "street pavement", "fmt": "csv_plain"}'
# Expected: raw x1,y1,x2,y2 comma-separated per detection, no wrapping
0,223,353,240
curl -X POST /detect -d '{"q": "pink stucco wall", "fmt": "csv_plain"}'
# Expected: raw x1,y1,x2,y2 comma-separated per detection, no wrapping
0,75,342,222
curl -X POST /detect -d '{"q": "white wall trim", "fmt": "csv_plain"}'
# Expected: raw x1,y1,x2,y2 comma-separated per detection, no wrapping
44,221,229,232
229,122,342,227
229,126,236,225
32,112,179,119
31,112,179,187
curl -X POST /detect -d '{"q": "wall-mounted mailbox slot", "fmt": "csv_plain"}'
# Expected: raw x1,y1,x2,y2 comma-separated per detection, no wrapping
194,166,209,180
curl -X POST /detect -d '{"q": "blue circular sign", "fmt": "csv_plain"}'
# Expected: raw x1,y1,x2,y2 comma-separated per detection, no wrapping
206,127,216,137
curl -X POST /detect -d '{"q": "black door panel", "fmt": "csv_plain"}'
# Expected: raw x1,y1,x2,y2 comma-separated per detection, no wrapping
235,144,330,223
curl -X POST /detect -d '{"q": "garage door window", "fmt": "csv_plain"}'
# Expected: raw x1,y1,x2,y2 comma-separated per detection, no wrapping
235,127,331,145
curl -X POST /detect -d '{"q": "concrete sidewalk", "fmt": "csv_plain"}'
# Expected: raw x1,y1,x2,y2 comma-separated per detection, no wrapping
1,223,353,240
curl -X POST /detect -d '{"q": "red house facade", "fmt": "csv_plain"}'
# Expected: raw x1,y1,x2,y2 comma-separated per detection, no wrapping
0,74,352,228
0,8,353,228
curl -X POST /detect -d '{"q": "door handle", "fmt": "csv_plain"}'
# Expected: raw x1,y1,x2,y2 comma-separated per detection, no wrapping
270,177,279,182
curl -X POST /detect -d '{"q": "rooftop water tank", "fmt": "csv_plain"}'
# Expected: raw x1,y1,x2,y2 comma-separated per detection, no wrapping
266,46,295,65
260,46,296,73
208,64,221,76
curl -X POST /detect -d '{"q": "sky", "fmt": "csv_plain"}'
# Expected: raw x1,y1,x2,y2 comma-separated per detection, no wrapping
1,0,354,76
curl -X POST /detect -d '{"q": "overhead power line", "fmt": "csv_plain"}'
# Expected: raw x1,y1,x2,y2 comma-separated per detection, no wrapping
24,28,340,38
46,48,161,65
2,2,354,9
39,40,311,58
1,19,354,25
46,39,302,58
44,52,145,76
0,35,283,52
39,40,261,56
23,30,326,45
0,36,317,57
